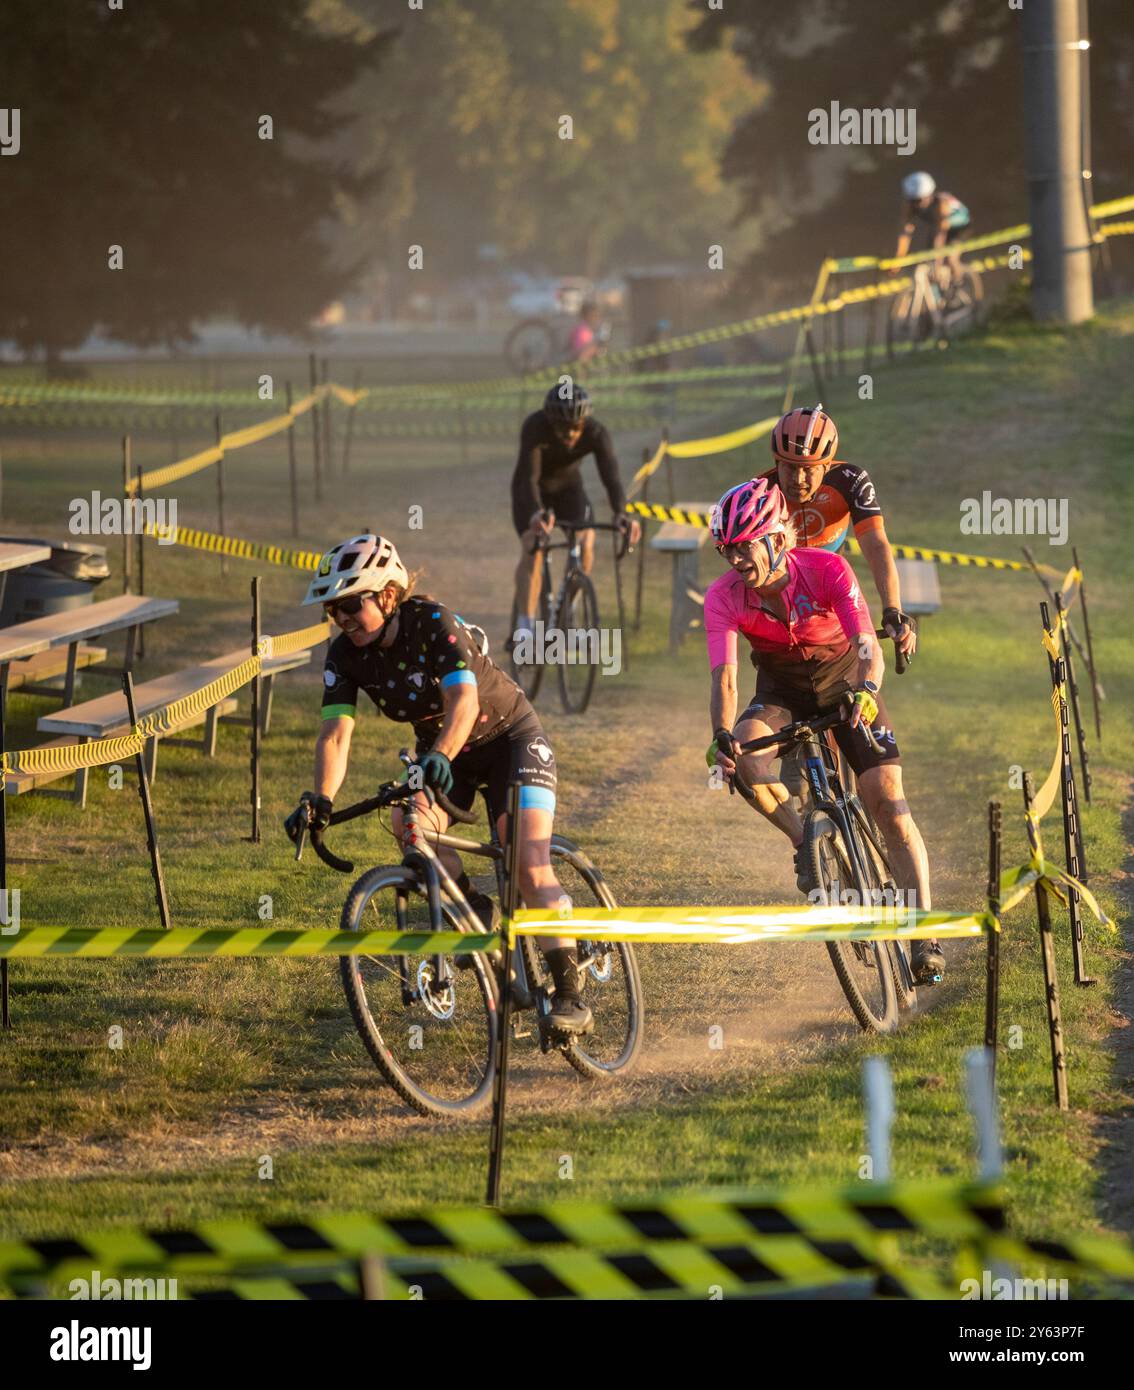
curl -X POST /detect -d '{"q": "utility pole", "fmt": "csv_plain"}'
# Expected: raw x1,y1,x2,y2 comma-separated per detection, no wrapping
1020,0,1094,323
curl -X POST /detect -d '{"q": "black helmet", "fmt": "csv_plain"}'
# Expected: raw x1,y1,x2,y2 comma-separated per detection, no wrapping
543,382,592,425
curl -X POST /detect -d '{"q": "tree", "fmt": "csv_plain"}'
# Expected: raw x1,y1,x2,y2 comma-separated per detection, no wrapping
337,0,764,297
688,0,1134,298
0,0,387,362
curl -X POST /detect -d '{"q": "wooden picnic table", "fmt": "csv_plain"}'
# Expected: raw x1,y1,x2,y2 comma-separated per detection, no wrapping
0,542,51,574
0,594,179,704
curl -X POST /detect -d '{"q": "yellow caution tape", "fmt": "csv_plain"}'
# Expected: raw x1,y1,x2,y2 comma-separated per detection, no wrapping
507,903,991,945
0,618,329,787
666,414,780,459
127,388,325,494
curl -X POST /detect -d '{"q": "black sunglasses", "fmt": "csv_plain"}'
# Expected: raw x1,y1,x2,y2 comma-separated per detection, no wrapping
325,592,373,619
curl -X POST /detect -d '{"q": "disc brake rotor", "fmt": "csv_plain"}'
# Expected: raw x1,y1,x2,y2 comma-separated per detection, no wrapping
416,960,456,1021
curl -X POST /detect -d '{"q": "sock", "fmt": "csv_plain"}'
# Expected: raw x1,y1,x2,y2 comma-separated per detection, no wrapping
544,947,580,1001
516,613,535,633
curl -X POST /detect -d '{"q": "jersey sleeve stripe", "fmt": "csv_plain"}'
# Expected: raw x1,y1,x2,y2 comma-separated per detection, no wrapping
440,670,477,689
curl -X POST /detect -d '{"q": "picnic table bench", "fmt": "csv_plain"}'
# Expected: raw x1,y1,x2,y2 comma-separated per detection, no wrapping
650,501,713,652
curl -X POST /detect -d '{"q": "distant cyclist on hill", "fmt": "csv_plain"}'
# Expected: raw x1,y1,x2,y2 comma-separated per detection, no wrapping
760,404,916,663
703,477,942,985
511,382,640,640
895,172,970,281
283,532,595,1036
567,300,607,366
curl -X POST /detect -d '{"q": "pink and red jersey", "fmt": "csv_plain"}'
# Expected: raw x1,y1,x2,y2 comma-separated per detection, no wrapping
704,547,872,669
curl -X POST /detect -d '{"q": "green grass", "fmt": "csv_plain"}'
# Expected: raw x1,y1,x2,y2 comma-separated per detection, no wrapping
0,304,1131,1277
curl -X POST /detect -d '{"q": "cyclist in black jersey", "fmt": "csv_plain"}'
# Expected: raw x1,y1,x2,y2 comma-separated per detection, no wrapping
284,532,593,1035
511,383,640,637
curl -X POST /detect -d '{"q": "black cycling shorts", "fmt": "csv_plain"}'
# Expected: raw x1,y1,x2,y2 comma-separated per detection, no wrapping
418,711,558,824
739,646,901,777
511,477,593,540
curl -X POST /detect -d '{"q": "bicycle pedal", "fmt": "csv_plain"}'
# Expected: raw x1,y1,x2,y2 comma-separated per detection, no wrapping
511,1020,534,1041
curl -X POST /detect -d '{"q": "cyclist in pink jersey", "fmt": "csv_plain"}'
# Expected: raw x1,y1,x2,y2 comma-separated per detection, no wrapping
704,476,942,984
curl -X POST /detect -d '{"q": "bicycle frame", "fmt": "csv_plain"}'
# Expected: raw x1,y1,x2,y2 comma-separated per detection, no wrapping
794,728,879,908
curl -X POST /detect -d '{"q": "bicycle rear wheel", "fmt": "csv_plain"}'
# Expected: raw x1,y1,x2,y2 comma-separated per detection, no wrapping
504,318,554,373
339,866,498,1117
851,800,917,1014
520,835,643,1078
806,812,899,1034
557,570,600,714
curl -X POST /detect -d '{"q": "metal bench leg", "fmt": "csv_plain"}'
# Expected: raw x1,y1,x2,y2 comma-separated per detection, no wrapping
203,705,221,757
73,738,90,809
259,674,276,735
62,642,80,706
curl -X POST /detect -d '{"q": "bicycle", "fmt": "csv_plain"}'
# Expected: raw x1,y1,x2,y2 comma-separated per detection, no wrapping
504,315,612,373
293,766,643,1117
886,259,983,354
509,517,631,715
732,703,918,1034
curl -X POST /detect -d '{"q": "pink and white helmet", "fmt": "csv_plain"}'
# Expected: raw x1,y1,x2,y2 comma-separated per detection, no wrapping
710,477,789,547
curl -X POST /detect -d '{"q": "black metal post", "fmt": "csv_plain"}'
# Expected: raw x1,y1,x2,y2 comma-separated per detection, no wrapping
1023,771,1068,1110
122,436,133,596
804,327,827,399
214,413,228,578
835,304,845,377
341,368,361,477
1054,592,1090,811
1042,602,1093,985
136,473,146,661
984,802,1001,1065
1021,545,1093,678
1071,547,1101,741
249,578,262,844
320,357,333,483
123,672,172,928
286,382,300,538
486,779,522,1207
1,681,9,1028
309,353,323,502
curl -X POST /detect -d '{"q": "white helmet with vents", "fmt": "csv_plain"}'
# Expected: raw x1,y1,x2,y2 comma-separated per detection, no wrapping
302,532,409,606
902,171,936,200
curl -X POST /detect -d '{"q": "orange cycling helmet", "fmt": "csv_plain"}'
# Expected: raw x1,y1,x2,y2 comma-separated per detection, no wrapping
771,403,839,465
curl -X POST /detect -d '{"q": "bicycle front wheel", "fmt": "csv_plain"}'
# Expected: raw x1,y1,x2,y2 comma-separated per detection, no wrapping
339,866,498,1117
557,570,600,714
806,812,899,1034
851,800,917,1015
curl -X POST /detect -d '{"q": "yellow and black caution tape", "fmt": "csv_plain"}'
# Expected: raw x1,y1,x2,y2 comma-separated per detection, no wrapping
623,494,1063,575
141,522,322,571
126,384,339,494
0,1180,1005,1282
0,617,330,788
0,928,497,960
